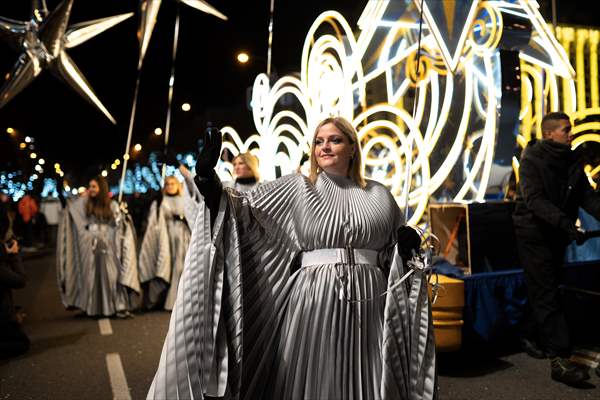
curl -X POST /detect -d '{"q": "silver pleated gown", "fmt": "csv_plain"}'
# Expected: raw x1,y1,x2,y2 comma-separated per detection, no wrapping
148,172,436,400
139,195,191,310
57,197,140,316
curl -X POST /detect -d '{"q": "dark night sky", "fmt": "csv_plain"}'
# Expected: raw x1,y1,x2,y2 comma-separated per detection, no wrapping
0,0,594,184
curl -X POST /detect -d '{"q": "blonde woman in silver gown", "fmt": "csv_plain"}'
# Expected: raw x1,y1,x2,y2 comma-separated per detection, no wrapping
138,176,191,310
57,176,139,318
148,117,436,399
223,152,261,192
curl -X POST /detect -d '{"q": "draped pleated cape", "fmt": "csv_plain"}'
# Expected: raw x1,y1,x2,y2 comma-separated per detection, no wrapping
148,172,436,399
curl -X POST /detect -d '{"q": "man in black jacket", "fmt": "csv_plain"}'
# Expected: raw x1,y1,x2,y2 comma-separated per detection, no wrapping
513,111,600,386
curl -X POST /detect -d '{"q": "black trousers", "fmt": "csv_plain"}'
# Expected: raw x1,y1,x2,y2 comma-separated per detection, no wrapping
515,227,570,358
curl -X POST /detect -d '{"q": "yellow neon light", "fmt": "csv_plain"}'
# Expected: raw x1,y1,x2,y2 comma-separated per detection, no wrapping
571,133,600,149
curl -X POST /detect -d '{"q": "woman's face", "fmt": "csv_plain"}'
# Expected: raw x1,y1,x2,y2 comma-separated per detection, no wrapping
314,123,354,176
88,180,100,198
233,157,253,179
165,178,179,195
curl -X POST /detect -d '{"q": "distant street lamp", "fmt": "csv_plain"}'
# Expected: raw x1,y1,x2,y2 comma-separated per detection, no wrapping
133,143,142,152
30,152,37,159
154,127,163,136
236,52,249,64
181,102,191,112
6,127,14,134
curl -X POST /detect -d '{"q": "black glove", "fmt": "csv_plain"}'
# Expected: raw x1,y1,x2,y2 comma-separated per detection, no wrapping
397,225,422,259
195,127,222,178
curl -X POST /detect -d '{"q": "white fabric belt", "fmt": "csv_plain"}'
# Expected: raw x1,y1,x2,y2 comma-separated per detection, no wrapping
300,248,379,267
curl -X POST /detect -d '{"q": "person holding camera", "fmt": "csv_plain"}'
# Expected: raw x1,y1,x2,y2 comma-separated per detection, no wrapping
513,112,600,386
0,202,29,358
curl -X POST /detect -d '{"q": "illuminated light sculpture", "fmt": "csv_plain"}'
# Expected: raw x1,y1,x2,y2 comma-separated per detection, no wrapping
217,0,587,224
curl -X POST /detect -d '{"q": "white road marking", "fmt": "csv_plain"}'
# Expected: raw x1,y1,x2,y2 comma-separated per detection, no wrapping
105,353,132,400
98,318,113,336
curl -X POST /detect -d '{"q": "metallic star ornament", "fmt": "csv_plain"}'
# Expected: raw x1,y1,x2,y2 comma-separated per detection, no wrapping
137,0,227,69
0,0,133,124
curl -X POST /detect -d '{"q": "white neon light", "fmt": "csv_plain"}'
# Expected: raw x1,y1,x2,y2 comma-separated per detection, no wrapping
215,1,576,223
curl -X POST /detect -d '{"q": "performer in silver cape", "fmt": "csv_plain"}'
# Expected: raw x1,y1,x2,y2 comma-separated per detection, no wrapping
148,117,437,399
57,176,139,318
139,176,191,311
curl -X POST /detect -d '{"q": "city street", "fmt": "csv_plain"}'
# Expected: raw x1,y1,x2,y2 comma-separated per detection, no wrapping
1,252,598,400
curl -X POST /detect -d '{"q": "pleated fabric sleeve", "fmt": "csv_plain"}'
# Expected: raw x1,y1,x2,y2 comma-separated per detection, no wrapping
138,200,172,310
182,168,202,226
381,245,437,399
147,174,302,400
116,206,141,295
138,201,171,285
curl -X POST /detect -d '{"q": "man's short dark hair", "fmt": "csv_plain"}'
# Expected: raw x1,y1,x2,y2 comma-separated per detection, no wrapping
541,111,570,136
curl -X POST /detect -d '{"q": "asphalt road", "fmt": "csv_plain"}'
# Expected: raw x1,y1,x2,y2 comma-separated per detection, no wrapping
1,252,598,399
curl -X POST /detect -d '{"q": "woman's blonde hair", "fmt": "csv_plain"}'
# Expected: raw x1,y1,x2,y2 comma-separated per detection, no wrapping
233,152,260,181
309,116,366,188
163,175,182,196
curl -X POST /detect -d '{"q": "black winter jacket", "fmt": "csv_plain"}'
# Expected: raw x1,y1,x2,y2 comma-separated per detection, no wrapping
513,139,600,243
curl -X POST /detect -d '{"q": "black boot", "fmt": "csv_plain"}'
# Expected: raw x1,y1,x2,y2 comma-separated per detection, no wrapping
520,338,546,359
550,357,590,386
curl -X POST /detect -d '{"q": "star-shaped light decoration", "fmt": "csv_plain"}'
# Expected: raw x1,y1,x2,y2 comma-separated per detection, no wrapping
0,0,133,124
137,0,227,69
415,0,480,73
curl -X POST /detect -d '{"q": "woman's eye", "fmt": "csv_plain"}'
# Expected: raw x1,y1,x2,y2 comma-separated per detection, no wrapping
315,140,323,145
332,138,342,144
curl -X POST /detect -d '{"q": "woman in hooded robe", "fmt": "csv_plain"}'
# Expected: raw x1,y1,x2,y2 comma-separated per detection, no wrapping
138,176,191,310
57,176,139,318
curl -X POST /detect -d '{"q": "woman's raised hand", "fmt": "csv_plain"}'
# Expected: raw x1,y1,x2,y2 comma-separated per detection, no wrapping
195,127,222,177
